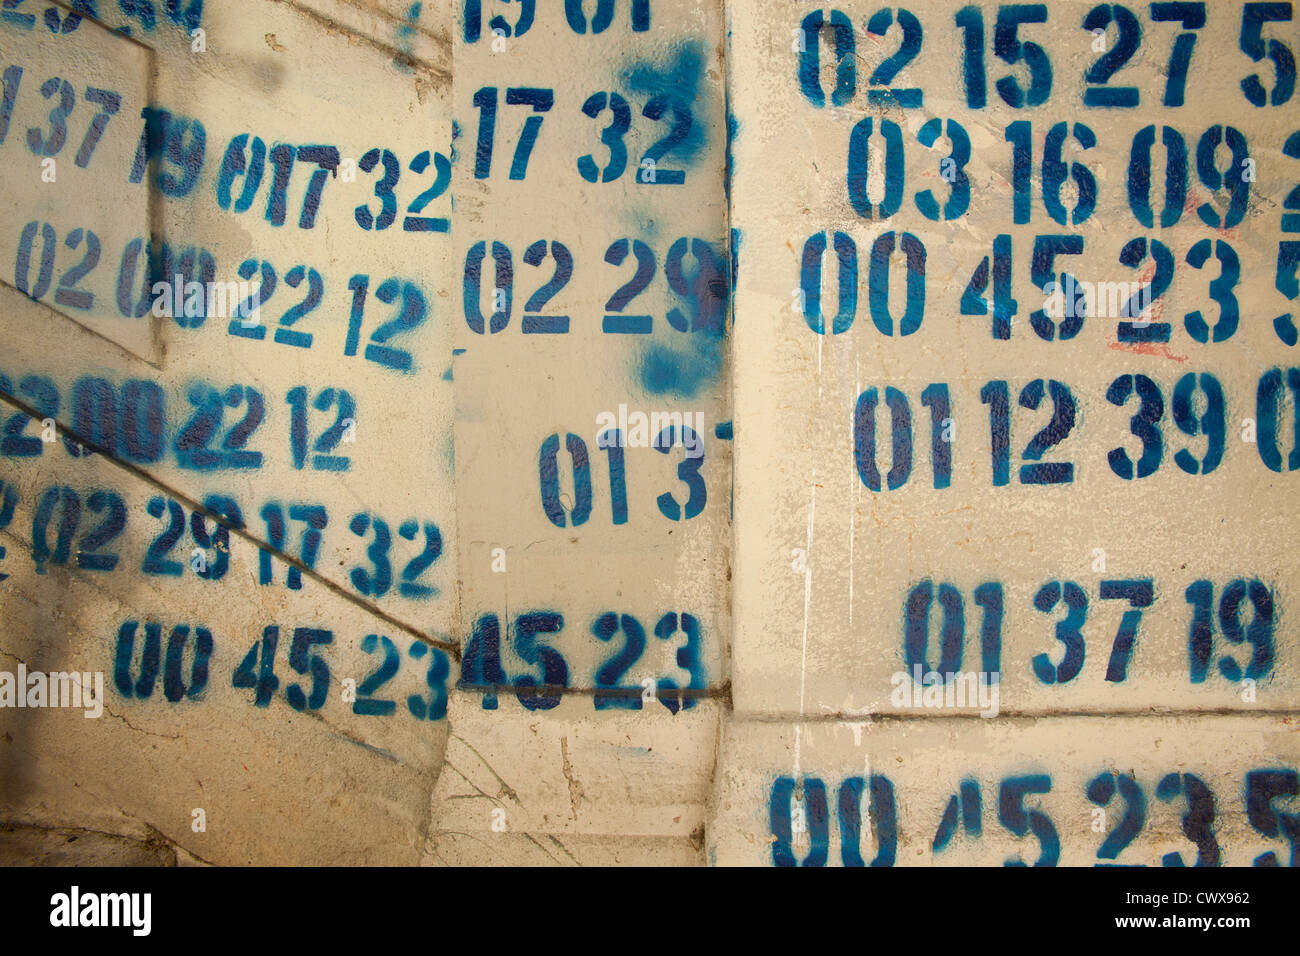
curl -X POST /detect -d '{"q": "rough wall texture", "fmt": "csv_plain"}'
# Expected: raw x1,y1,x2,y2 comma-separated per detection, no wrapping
0,0,1296,866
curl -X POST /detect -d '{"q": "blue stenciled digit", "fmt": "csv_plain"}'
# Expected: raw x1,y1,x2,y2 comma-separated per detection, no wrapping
115,621,160,698
770,777,829,867
999,774,1059,866
1018,378,1076,484
55,228,100,311
1275,240,1300,345
1082,4,1141,107
1106,373,1163,480
1240,2,1295,107
980,380,1010,486
993,4,1053,108
797,9,855,108
77,490,125,572
839,775,897,866
933,779,983,853
1218,580,1276,682
1042,122,1096,225
1256,367,1300,472
855,386,912,491
70,374,115,457
869,231,925,336
398,520,442,599
403,150,450,232
596,429,628,524
286,627,332,712
799,231,857,335
504,87,552,180
593,612,646,710
865,8,922,107
363,279,427,372
232,626,279,708
847,117,904,220
653,611,706,713
920,383,952,489
1127,125,1187,228
1029,235,1085,341
115,237,158,318
1004,121,1032,223
14,220,55,300
539,432,592,527
1099,578,1154,682
348,513,392,599
665,238,727,334
354,634,399,716
1281,132,1300,233
191,494,242,582
639,96,691,186
654,424,706,521
1245,769,1299,866
462,242,512,334
461,613,506,709
142,496,184,577
1149,2,1204,107
216,134,265,212
1195,126,1250,228
1086,771,1146,864
905,580,965,677
1117,237,1173,342
0,66,22,145
274,266,323,349
961,234,1016,339
954,5,987,108
26,76,73,157
162,624,211,703
295,145,338,230
1184,239,1240,343
1031,580,1086,684
512,612,566,711
578,92,630,183
914,118,969,220
1155,772,1219,867
1171,372,1225,475
521,240,572,333
355,147,399,231
406,642,449,721
1,374,59,458
264,143,295,226
603,238,655,334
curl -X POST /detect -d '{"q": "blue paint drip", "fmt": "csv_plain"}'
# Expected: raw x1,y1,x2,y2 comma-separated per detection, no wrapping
724,111,739,203
730,227,741,295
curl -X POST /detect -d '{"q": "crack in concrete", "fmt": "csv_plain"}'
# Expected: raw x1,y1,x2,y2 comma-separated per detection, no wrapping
0,388,459,658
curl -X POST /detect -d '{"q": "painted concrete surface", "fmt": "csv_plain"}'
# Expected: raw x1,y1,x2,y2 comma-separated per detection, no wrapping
0,0,1296,865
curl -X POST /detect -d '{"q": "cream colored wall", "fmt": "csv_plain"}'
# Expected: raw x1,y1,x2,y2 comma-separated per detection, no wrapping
0,0,1295,866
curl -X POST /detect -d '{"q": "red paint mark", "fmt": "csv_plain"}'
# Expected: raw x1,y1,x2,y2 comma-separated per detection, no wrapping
1183,191,1240,240
1135,256,1166,324
1107,340,1188,362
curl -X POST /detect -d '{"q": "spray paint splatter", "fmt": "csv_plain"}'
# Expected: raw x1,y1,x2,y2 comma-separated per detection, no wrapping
621,39,710,166
393,2,422,72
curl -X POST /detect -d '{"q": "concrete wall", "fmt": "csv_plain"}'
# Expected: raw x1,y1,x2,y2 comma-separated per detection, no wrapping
0,0,1295,866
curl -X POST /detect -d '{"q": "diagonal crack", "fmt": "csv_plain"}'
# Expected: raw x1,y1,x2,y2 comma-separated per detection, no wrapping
0,388,459,657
